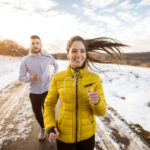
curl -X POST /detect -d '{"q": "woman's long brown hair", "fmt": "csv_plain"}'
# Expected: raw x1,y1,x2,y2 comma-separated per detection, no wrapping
67,35,128,72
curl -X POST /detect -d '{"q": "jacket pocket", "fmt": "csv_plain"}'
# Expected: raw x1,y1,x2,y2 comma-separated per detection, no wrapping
84,82,95,87
57,112,64,130
88,113,94,134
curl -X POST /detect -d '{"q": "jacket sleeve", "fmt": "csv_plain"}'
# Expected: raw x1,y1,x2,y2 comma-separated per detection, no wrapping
90,75,107,116
19,58,30,83
44,75,59,133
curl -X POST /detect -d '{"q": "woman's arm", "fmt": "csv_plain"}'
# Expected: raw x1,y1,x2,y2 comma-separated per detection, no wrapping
89,75,107,116
44,76,59,133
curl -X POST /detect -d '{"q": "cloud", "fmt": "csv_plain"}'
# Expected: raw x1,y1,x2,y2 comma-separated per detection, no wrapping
83,0,118,8
146,9,150,16
72,4,79,8
0,0,58,14
101,7,116,13
139,0,150,6
117,12,139,22
82,8,122,27
118,0,134,9
118,17,150,52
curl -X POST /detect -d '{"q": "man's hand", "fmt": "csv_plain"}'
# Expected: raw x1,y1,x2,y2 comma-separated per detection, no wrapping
31,73,39,81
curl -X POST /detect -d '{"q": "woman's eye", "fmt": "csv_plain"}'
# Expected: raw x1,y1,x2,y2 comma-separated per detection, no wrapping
72,51,77,53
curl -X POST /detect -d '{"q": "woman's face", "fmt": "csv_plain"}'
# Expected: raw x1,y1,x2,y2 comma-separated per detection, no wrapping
67,40,86,69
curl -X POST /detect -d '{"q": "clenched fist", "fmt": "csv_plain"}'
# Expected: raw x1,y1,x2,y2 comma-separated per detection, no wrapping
31,73,39,81
88,88,99,105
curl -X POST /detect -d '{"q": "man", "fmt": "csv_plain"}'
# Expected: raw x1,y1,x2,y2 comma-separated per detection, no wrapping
19,35,58,141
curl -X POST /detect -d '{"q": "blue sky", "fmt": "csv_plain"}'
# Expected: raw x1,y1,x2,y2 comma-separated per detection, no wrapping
0,0,150,53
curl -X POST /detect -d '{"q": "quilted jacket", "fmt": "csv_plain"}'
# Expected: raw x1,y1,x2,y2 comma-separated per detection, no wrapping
44,65,107,143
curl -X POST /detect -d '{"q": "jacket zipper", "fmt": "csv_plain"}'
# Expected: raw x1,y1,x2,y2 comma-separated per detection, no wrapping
75,70,79,143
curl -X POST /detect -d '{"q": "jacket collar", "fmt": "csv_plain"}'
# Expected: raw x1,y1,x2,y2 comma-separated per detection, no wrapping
66,65,88,77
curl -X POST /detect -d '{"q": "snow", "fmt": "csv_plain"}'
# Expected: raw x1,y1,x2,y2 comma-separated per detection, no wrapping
0,56,150,148
96,111,150,150
99,64,150,131
0,84,33,149
0,56,22,90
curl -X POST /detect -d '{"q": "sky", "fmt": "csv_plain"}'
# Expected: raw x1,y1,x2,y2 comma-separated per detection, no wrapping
0,0,150,53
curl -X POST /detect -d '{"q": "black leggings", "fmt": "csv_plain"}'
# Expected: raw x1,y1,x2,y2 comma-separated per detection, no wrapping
57,135,95,150
29,91,48,128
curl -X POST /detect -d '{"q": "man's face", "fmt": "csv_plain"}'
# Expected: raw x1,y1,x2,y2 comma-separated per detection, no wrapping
30,38,42,53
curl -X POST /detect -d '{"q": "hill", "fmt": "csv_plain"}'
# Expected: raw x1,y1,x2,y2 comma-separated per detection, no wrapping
51,52,150,68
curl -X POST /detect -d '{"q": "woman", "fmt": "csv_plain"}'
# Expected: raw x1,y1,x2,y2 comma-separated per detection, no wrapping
44,36,127,150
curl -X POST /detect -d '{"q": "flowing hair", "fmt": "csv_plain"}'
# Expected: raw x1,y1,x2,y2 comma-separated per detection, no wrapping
67,35,128,72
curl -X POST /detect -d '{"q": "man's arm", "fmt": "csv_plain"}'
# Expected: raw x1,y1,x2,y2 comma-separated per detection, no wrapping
53,59,58,74
50,55,58,74
19,58,30,83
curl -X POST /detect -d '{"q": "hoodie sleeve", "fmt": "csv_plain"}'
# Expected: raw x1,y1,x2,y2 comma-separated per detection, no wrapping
49,55,58,74
41,51,59,74
90,75,107,116
19,58,30,83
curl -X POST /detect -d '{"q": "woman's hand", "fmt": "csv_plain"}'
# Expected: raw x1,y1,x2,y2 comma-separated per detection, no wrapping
48,127,60,142
88,88,99,105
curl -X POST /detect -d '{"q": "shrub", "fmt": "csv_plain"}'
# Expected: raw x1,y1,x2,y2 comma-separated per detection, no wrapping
0,39,28,57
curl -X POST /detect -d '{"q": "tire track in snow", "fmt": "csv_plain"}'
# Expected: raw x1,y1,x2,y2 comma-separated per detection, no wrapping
95,106,150,150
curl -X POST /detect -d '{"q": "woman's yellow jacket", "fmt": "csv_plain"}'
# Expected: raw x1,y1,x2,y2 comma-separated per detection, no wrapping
44,65,107,143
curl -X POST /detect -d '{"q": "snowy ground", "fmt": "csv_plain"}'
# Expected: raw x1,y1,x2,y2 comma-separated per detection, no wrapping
0,56,22,90
0,56,150,149
100,64,150,132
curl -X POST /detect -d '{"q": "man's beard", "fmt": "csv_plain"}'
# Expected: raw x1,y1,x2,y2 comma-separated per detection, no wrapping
32,48,41,53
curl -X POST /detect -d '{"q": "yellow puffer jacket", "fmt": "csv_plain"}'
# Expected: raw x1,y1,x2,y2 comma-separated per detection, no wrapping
44,65,107,143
